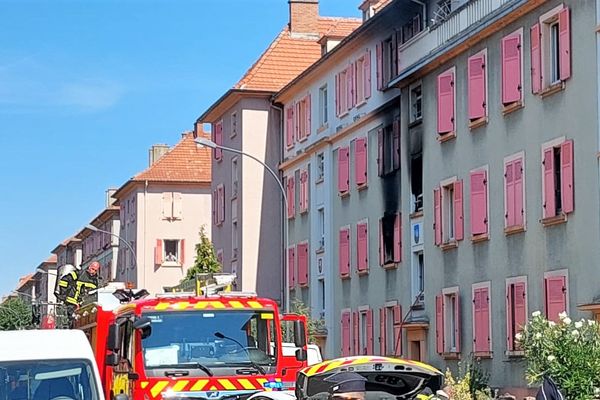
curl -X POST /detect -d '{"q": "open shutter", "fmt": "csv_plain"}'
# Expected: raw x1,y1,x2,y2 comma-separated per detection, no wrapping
376,42,383,91
506,283,514,350
437,70,455,134
454,180,464,241
341,311,351,356
379,218,385,266
180,239,185,265
297,243,309,287
346,65,354,112
357,222,369,273
287,176,295,218
214,121,223,160
392,119,400,170
306,94,312,137
299,169,309,213
339,227,350,277
355,138,368,186
154,239,163,265
531,24,542,94
505,161,515,227
377,128,384,176
543,148,556,218
561,140,574,213
470,171,488,235
218,185,225,224
455,294,461,353
379,307,386,355
434,187,442,245
559,8,571,81
435,295,444,354
502,33,522,104
468,53,486,119
286,107,294,148
514,159,524,226
335,73,340,117
353,311,359,355
365,49,372,99
514,282,527,341
288,247,296,288
393,304,402,356
545,276,567,322
393,213,401,262
366,309,374,354
338,147,350,193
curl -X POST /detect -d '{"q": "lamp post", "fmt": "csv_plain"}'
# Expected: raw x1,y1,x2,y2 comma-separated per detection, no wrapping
36,268,57,275
85,224,137,285
195,137,291,314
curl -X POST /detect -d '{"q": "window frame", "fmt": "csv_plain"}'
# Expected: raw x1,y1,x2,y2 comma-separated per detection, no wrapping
541,136,573,223
544,269,569,322
506,275,528,354
231,219,238,260
440,176,458,245
409,81,423,124
319,84,328,128
538,4,570,91
442,286,461,354
162,239,181,266
316,152,325,183
504,151,526,232
471,281,493,357
231,157,239,199
230,111,237,139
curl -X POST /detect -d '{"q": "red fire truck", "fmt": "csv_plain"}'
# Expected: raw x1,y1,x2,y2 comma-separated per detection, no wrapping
75,279,310,400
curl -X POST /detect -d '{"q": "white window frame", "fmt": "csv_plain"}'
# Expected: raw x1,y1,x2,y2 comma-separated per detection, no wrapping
319,85,328,127
503,151,526,230
471,281,493,353
231,157,239,199
358,305,370,355
411,250,425,305
440,176,458,244
163,239,181,266
442,286,460,353
318,278,325,318
409,81,423,123
231,219,238,260
384,300,398,356
317,207,325,251
539,4,566,88
506,275,528,353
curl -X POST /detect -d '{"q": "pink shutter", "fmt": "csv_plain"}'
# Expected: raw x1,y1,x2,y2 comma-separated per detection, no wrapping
154,239,163,265
294,102,301,141
365,49,372,99
212,189,218,225
506,283,514,350
545,276,567,322
502,33,522,104
298,243,309,287
434,187,442,245
366,309,374,354
437,71,455,134
514,282,527,337
299,170,309,213
435,295,444,354
353,311,359,355
505,161,515,227
393,304,402,356
470,171,488,235
454,180,464,241
454,294,461,353
514,159,524,226
355,138,368,186
392,119,400,170
286,107,294,148
474,288,490,353
339,227,350,277
335,73,340,117
468,53,486,119
218,185,225,224
559,8,571,81
338,147,350,193
288,247,296,288
287,176,295,218
377,129,384,176
215,121,223,160
357,222,368,273
376,42,383,91
346,65,353,111
561,140,574,213
379,218,385,266
530,24,542,94
306,94,312,137
543,147,556,218
379,307,386,355
341,311,351,356
393,213,401,262
304,170,310,212
180,239,185,264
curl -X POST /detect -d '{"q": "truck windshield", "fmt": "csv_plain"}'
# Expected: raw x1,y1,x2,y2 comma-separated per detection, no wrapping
0,359,100,400
142,310,278,370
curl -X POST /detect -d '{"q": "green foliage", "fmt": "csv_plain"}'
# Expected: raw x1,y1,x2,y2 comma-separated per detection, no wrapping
282,299,326,343
0,298,33,331
519,311,600,400
444,357,492,400
184,226,221,281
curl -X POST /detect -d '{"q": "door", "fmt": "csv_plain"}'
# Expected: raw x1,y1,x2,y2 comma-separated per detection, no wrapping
280,314,309,374
111,317,137,399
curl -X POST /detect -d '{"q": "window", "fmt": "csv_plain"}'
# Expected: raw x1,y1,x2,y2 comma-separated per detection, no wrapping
354,137,368,187
468,51,487,122
285,106,295,149
377,120,400,176
316,152,325,182
437,68,455,135
504,154,525,230
340,309,352,356
358,308,373,355
506,276,527,352
337,147,350,194
411,152,423,212
544,270,568,323
356,220,369,274
380,304,401,356
297,242,309,287
216,184,225,226
230,112,237,138
318,207,325,250
378,213,401,266
472,282,491,355
355,56,366,105
295,94,311,141
542,139,574,220
470,168,489,238
444,184,455,241
318,278,325,318
232,220,238,259
401,13,423,44
335,68,348,116
436,288,461,354
501,30,523,106
164,240,179,263
299,168,309,213
550,22,560,83
213,120,223,161
231,157,239,198
319,85,328,127
155,239,184,266
376,36,398,90
409,83,422,123
412,252,424,305
286,175,296,219
288,246,296,288
434,179,463,246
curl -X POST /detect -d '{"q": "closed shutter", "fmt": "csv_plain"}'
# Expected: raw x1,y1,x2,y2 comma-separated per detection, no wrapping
162,192,173,219
473,288,490,353
514,282,527,345
335,73,340,117
545,276,567,322
173,192,183,220
454,180,464,241
357,222,369,273
297,243,309,287
559,8,571,81
288,247,296,288
347,65,354,112
434,187,442,245
377,128,384,177
376,42,383,91
287,176,295,218
514,159,524,226
470,171,488,235
341,311,351,356
468,53,486,120
435,295,444,354
286,107,294,148
353,311,359,355
393,304,402,356
154,239,163,265
392,119,400,170
365,49,372,99
180,239,185,265
355,138,368,186
379,308,386,355
393,213,401,262
531,24,542,94
366,309,374,354
338,147,350,193
543,147,556,218
561,140,574,213
502,33,522,104
437,70,455,134
339,227,350,277
505,161,515,227
454,294,461,353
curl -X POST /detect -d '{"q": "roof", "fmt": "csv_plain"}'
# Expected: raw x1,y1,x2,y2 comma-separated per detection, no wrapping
51,236,81,254
0,330,97,362
15,274,34,291
45,254,57,264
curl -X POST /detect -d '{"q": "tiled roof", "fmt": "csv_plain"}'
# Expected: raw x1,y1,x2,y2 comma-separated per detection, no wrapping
16,274,34,291
45,254,57,264
133,132,211,183
234,17,361,92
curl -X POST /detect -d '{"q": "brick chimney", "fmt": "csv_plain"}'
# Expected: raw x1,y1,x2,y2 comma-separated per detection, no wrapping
289,0,319,37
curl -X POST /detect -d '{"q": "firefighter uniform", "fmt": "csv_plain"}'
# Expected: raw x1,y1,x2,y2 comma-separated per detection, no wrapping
57,262,100,327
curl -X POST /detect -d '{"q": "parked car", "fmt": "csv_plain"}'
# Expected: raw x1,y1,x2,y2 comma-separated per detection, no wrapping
0,329,104,400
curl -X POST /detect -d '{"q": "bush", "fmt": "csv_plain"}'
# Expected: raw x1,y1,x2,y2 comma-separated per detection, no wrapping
519,311,600,400
444,357,492,400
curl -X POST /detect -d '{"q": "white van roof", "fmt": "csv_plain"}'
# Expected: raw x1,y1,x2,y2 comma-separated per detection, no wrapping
0,330,95,362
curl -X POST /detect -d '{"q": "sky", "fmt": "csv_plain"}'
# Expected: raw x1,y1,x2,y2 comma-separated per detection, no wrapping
0,0,359,296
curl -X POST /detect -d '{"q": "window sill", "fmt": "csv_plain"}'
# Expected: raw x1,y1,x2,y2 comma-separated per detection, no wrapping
437,131,456,143
316,247,325,255
410,210,424,219
442,352,461,360
469,117,488,130
231,193,238,201
356,100,367,109
440,241,458,251
357,269,369,276
339,190,350,198
216,158,223,163
357,183,368,191
473,351,493,359
502,100,524,116
300,209,309,215
317,124,329,134
382,262,398,270
161,261,182,268
504,225,525,236
505,350,524,358
338,111,349,119
471,233,489,243
540,81,565,99
408,119,423,129
340,273,351,280
542,213,567,227
287,215,295,220
230,133,237,140
297,136,309,143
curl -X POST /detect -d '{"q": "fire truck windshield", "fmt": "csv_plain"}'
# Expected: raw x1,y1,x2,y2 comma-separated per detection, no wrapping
142,310,278,372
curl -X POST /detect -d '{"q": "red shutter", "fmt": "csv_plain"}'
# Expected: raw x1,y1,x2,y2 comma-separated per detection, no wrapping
514,158,524,226
377,128,384,176
297,243,309,287
154,239,163,265
288,247,296,288
379,218,385,266
366,309,374,354
353,311,359,355
559,8,571,81
306,94,312,137
437,70,455,134
339,227,350,277
470,171,488,235
473,288,490,353
434,187,442,245
357,222,369,273
287,176,295,218
338,147,350,193
300,169,309,213
335,73,340,117
435,295,444,354
505,161,515,227
341,311,351,356
506,283,514,351
212,189,218,225
376,42,383,91
454,294,461,353
393,304,402,356
392,119,400,170
180,239,185,265
393,213,401,262
346,65,354,111
379,307,386,355
514,282,527,340
531,24,542,94
502,33,522,104
355,138,368,186
543,147,556,218
286,107,294,148
561,140,574,213
454,180,464,241
545,276,567,322
468,53,486,120
365,49,372,99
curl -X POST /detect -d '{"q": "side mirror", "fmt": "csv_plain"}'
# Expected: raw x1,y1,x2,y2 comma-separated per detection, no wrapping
140,326,152,340
107,324,121,352
294,321,307,347
133,316,151,330
295,348,307,362
105,352,120,367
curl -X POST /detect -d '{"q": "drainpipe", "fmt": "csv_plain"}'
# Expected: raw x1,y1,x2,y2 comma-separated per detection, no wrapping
410,0,427,30
597,0,600,274
144,180,148,290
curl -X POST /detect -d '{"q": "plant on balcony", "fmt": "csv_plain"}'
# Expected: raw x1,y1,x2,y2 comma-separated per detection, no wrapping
282,299,326,343
518,311,600,400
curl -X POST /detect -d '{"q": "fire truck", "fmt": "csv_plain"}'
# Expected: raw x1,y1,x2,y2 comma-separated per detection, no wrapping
74,275,311,400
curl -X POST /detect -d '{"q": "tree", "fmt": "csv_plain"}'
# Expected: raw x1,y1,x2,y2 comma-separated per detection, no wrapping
0,298,32,331
284,299,326,343
184,226,221,281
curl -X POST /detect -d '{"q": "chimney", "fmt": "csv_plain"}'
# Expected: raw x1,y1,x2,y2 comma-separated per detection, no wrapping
359,0,387,22
105,188,117,207
289,0,319,37
149,144,170,167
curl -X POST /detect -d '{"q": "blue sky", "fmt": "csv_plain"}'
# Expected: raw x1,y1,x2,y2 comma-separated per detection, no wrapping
0,0,359,296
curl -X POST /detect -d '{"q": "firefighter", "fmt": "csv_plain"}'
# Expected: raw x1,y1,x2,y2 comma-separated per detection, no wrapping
57,261,100,327
74,261,100,304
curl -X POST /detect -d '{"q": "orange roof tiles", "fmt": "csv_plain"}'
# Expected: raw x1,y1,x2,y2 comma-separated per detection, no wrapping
45,254,57,264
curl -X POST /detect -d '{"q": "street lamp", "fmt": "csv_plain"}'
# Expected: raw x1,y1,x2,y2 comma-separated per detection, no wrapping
36,268,57,275
11,291,35,301
195,137,291,313
85,224,137,284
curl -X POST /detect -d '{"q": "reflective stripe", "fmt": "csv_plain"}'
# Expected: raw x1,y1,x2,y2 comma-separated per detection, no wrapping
238,379,256,390
218,379,236,390
248,301,263,309
70,272,78,279
150,381,169,398
140,381,149,389
229,301,245,309
190,379,208,391
155,302,170,310
172,302,190,310
58,281,68,287
171,380,189,392
66,297,78,305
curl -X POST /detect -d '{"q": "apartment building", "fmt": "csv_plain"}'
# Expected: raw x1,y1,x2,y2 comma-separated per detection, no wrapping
198,0,359,304
51,237,83,273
